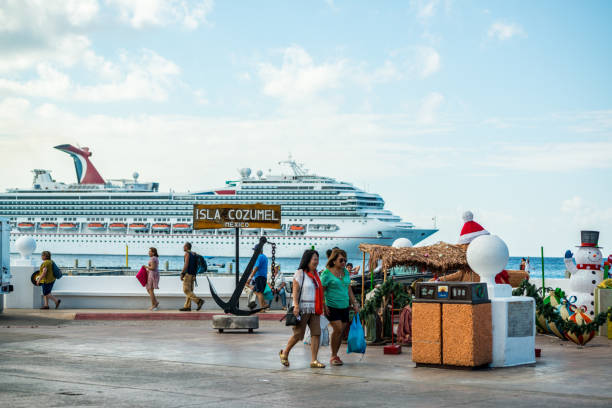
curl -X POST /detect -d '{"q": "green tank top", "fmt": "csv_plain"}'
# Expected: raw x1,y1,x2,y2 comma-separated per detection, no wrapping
320,268,350,309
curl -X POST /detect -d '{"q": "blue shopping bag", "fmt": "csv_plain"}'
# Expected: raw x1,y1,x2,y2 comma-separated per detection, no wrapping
347,313,367,354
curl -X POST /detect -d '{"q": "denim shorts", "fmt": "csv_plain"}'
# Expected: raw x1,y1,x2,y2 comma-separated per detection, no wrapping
42,282,54,296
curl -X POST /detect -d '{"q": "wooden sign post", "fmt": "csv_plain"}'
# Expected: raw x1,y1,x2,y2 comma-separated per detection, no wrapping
193,204,282,287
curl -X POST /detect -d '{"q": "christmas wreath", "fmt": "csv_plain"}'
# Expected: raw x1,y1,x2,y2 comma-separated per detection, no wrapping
360,279,411,319
512,279,612,337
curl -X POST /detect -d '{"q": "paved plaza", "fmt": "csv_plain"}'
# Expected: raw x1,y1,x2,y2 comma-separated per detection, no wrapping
1,310,611,407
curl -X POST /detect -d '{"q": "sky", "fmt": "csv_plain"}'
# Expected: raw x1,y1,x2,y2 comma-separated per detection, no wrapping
0,0,610,257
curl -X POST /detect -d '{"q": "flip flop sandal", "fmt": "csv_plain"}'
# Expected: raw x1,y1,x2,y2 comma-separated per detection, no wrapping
330,356,344,366
310,360,326,368
279,350,290,367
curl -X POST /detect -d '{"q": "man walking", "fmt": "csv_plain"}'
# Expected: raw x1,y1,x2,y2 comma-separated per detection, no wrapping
180,242,204,312
247,248,269,310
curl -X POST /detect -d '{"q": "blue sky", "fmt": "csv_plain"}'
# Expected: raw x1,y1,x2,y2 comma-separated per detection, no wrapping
0,0,610,256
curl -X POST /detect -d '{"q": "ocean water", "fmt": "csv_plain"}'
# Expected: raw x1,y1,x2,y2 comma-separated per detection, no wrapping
34,254,569,279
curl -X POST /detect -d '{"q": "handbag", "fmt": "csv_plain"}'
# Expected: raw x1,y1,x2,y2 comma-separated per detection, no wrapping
136,266,148,287
283,271,304,326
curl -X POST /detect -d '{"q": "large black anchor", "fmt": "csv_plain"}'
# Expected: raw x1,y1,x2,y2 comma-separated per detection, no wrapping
206,236,273,316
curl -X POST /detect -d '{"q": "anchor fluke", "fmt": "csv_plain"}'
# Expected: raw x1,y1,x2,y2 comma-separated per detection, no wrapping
207,236,269,315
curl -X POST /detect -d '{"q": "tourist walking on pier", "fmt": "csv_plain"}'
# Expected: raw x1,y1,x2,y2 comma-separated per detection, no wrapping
36,251,60,310
321,248,359,366
180,242,204,312
279,249,326,368
145,247,160,311
247,249,269,310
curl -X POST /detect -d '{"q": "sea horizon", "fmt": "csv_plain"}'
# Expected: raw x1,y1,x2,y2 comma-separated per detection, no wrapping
13,253,569,279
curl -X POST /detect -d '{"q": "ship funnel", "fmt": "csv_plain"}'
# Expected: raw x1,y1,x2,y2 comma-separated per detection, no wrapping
54,144,105,185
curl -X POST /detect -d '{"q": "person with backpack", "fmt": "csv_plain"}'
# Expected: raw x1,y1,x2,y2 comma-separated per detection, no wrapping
36,251,61,310
179,242,204,312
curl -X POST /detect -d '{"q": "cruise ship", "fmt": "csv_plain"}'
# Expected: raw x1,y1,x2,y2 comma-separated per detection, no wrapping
1,145,437,259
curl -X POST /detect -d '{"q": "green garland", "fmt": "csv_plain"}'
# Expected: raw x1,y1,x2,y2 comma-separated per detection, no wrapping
361,279,411,319
512,279,612,337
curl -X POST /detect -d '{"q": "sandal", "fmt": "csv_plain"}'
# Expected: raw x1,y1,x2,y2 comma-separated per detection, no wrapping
55,299,61,309
330,356,343,366
40,306,49,310
279,350,289,367
310,360,325,368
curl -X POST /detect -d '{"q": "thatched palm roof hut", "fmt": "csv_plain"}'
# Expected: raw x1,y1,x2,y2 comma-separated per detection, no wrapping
359,242,469,275
359,241,529,286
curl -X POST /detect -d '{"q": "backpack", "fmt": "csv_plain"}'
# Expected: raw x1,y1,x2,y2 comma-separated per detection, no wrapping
52,261,63,279
195,254,207,274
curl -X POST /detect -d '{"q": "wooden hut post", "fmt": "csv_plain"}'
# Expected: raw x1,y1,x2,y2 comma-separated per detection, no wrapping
361,250,366,307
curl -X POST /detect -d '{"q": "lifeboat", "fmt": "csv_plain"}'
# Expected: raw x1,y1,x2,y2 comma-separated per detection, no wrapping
88,222,107,231
40,223,57,230
60,223,78,231
172,223,192,232
289,225,305,231
129,223,148,232
18,222,35,231
152,223,170,232
109,223,127,231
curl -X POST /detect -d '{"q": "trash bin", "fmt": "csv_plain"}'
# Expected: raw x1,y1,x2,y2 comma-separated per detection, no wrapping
412,282,492,368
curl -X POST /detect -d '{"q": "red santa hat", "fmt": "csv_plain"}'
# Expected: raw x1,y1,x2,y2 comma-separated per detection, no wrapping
458,210,490,244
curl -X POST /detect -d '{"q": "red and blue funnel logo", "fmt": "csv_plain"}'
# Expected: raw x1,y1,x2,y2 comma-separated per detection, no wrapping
54,144,105,184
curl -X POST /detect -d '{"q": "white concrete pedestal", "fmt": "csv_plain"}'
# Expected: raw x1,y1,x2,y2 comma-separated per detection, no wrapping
488,284,536,367
5,259,41,309
212,315,259,333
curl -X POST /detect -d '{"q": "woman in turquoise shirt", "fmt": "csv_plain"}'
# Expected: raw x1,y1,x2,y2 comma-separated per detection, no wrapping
320,248,359,366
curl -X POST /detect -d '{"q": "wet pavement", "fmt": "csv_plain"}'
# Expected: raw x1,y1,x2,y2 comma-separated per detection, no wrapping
1,311,611,407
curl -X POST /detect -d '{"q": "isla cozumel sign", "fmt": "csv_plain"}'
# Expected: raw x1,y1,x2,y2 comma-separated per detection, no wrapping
193,204,282,229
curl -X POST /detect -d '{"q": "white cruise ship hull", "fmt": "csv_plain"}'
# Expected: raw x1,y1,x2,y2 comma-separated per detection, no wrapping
10,225,435,259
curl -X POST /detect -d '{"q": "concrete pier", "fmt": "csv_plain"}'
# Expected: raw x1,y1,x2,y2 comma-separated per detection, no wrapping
1,310,611,407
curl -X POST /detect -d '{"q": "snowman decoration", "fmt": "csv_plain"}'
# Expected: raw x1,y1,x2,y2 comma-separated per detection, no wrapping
564,231,604,317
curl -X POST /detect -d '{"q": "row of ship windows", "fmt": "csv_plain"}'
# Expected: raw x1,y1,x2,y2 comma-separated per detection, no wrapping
2,211,363,216
0,196,353,204
36,237,335,244
0,201,367,208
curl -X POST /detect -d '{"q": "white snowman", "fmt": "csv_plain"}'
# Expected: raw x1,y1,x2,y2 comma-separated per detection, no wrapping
564,230,604,317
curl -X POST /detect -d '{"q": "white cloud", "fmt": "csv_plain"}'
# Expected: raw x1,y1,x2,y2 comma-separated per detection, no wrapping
0,0,99,32
0,0,99,74
486,142,612,172
487,21,526,41
0,50,181,102
417,92,444,124
561,196,584,213
415,46,440,78
257,45,441,103
561,196,612,230
564,110,612,133
257,46,345,103
107,0,214,29
0,97,460,193
415,0,439,19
